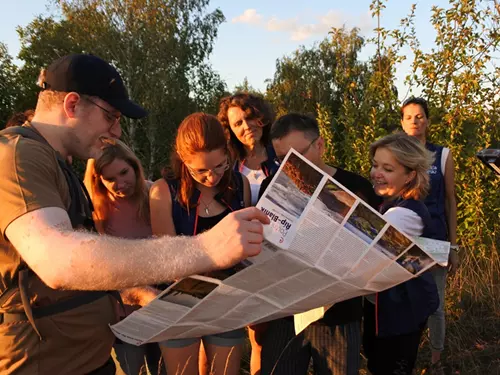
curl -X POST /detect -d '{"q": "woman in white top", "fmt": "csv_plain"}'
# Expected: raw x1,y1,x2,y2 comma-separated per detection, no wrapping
218,93,279,205
217,93,279,375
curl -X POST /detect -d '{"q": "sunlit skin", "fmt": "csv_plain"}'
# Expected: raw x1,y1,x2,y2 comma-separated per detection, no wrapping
370,147,416,199
401,103,428,143
100,158,137,199
74,96,122,160
184,149,228,188
272,130,324,167
227,106,263,150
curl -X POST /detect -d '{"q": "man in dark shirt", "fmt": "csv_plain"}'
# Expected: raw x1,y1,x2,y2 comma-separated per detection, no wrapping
259,113,381,375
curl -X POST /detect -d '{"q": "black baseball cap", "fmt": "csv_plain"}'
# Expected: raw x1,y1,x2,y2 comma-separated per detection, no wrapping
41,54,148,119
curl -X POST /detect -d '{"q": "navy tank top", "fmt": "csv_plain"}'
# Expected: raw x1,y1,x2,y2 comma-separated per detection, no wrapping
424,142,448,240
166,172,246,236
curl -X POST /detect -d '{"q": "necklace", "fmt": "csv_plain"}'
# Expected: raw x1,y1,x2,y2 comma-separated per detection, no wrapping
200,197,215,215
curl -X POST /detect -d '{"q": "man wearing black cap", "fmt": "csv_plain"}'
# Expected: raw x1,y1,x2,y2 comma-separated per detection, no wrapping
0,54,269,374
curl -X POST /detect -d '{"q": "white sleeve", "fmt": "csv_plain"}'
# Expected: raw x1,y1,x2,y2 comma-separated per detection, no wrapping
441,147,450,177
383,207,424,236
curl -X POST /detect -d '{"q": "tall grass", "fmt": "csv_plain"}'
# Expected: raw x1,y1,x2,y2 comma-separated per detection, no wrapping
416,249,500,374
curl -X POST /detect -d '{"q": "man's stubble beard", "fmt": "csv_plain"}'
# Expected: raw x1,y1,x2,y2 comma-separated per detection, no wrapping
66,127,101,161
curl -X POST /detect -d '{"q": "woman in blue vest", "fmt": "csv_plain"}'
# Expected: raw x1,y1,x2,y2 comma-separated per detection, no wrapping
149,112,251,375
401,97,459,373
363,132,439,375
218,93,279,374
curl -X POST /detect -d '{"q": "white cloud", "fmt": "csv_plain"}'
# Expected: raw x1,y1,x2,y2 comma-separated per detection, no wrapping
231,9,263,25
266,17,298,32
232,8,374,41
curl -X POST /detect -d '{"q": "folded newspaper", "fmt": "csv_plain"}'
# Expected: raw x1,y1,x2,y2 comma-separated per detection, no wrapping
110,149,450,345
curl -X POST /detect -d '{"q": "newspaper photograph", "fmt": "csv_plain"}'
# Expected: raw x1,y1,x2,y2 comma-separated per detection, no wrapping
111,149,450,345
260,152,323,248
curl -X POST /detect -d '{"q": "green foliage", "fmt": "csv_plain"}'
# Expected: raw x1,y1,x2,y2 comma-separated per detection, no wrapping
234,77,261,95
15,17,79,113
265,24,400,177
0,43,20,127
13,0,226,178
399,0,500,257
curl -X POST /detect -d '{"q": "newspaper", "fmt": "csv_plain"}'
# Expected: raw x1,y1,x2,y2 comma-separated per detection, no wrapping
110,149,450,345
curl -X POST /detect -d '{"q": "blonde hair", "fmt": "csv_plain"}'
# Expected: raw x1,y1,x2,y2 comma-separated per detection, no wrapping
369,132,435,200
84,138,150,231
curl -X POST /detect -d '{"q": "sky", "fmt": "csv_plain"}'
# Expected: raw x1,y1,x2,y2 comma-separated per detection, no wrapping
0,0,451,98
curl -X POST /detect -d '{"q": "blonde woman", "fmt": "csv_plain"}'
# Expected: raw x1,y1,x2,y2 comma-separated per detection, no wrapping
363,133,439,375
84,138,163,375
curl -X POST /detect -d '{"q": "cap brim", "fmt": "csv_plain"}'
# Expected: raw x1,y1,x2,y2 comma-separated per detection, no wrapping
107,98,148,119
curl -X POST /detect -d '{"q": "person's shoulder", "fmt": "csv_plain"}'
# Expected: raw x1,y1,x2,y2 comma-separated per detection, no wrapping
334,167,370,184
396,198,427,211
426,142,444,152
1,129,54,153
151,177,175,191
150,178,176,205
390,198,431,220
333,166,374,194
384,205,424,236
0,132,60,175
333,166,382,208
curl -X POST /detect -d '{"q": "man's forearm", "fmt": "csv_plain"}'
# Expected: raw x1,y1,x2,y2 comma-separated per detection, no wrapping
8,206,266,292
57,231,213,290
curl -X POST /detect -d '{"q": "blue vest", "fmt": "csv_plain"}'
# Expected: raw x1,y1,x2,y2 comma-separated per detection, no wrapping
376,199,439,337
233,145,279,177
425,142,448,241
166,172,246,236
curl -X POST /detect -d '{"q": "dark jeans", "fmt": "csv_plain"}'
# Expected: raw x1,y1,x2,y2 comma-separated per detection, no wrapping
363,302,426,375
261,318,361,375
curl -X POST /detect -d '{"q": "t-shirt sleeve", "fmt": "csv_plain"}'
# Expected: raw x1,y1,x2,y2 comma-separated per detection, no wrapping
383,207,424,237
0,138,67,236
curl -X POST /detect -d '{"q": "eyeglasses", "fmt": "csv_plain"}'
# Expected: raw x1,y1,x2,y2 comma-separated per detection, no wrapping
275,136,319,164
185,159,230,178
85,97,121,125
